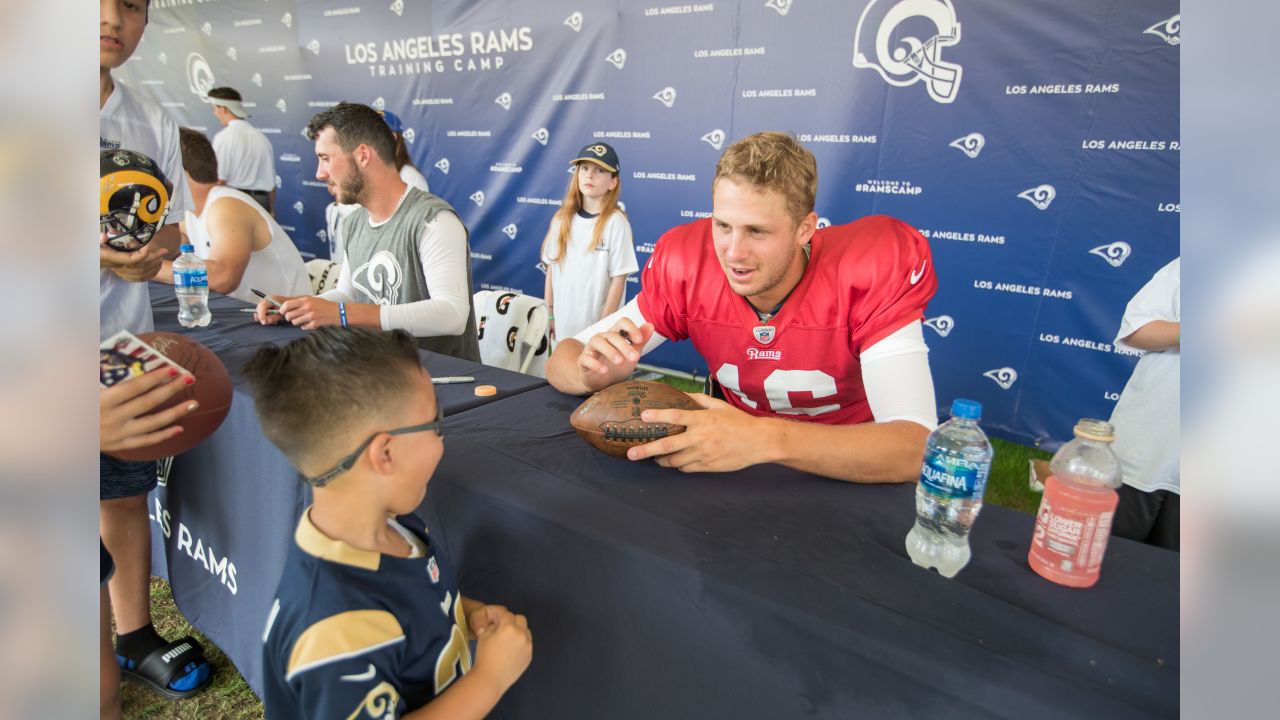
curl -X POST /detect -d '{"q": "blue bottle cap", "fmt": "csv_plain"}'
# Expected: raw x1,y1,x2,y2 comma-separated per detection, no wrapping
180,244,195,253
950,399,982,420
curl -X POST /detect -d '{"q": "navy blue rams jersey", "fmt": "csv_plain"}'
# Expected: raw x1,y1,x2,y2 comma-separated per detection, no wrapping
261,510,472,719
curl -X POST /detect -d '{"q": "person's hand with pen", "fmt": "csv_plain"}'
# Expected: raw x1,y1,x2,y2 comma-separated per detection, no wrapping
252,289,347,330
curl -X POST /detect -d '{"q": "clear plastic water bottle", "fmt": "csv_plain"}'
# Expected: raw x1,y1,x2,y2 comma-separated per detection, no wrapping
1028,419,1122,588
173,243,211,328
905,399,994,578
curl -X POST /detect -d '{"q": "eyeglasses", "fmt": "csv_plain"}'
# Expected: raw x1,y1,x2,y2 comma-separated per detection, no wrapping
308,406,444,487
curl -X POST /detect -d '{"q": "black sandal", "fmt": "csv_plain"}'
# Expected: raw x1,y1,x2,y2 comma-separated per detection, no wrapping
119,635,212,700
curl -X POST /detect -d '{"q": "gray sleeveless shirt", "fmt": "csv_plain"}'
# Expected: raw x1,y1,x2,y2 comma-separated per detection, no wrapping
341,188,480,361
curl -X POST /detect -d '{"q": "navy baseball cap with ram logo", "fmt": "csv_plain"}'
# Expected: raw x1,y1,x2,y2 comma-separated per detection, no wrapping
571,143,620,173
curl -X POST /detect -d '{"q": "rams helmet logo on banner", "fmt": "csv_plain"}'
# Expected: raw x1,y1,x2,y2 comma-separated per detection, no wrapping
100,149,173,252
1089,241,1132,268
853,0,963,104
653,86,677,108
983,367,1018,390
766,0,793,17
495,92,513,111
605,48,627,69
1144,14,1180,45
949,132,985,158
923,315,955,337
701,129,726,150
186,52,215,98
564,11,584,32
435,158,451,174
1017,184,1056,210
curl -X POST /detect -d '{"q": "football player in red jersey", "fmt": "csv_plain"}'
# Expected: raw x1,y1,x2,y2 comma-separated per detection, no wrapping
546,132,939,483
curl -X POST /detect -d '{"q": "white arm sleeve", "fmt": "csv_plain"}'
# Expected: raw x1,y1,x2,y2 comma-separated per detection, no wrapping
860,320,938,430
571,297,668,355
379,212,472,336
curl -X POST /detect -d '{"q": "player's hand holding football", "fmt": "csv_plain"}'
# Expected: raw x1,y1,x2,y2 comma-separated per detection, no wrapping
472,609,532,693
100,366,198,455
628,393,772,472
100,232,164,282
577,319,653,391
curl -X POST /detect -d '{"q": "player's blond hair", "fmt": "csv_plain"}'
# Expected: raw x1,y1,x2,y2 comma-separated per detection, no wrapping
713,131,817,225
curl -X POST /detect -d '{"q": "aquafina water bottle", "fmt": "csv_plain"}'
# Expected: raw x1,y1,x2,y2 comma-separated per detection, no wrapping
173,243,211,328
905,399,994,578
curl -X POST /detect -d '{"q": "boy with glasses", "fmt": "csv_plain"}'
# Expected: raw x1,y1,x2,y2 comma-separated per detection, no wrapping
244,328,531,718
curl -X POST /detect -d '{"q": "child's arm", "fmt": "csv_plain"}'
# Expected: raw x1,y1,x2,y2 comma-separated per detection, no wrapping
601,274,628,318
544,272,556,338
403,607,532,719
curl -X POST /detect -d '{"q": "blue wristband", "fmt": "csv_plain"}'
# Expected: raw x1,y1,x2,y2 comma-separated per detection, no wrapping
339,303,348,328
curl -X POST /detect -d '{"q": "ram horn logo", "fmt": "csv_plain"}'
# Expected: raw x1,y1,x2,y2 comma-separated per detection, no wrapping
949,132,985,158
501,224,518,240
495,92,512,111
435,158,451,174
317,229,328,242
469,191,485,207
923,315,954,337
1017,184,1056,210
300,126,309,139
564,11,584,32
853,0,964,104
766,0,794,16
276,98,288,113
586,144,607,157
983,367,1018,390
157,51,168,65
653,86,677,108
1144,14,1180,45
816,217,832,229
372,97,386,111
390,0,405,17
186,53,216,98
281,12,293,28
701,129,726,150
251,72,263,87
293,201,304,214
605,48,627,69
226,47,238,61
274,174,282,189
306,39,321,56
402,128,416,144
201,22,213,36
531,128,550,146
1089,241,1132,268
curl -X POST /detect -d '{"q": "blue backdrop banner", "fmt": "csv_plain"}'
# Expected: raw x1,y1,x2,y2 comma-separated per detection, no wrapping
120,0,1180,448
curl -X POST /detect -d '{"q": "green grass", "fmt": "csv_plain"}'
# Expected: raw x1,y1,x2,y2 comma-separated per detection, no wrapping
132,373,1049,718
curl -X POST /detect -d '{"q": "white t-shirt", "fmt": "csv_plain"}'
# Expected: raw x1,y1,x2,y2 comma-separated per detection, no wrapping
185,186,312,305
212,119,276,192
541,210,638,339
324,166,428,261
1109,258,1180,494
100,80,191,340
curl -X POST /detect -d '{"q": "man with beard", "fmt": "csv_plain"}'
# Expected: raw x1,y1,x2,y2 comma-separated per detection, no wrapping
255,103,479,362
546,132,939,484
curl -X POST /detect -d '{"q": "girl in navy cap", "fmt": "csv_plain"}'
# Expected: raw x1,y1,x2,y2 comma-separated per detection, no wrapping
541,143,638,340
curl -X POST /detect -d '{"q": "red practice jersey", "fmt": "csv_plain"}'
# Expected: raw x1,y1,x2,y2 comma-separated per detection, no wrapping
637,216,936,425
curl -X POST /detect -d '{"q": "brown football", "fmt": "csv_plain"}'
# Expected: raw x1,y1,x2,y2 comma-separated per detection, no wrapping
570,380,701,457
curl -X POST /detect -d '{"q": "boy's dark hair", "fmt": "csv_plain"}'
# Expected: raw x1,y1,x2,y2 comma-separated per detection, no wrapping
206,87,242,102
243,328,424,476
304,103,397,165
178,127,218,184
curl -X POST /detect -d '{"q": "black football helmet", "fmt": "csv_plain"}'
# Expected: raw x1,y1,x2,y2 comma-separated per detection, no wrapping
100,148,173,251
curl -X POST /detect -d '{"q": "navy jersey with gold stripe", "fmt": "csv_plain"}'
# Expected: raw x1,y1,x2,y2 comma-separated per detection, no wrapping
261,510,472,719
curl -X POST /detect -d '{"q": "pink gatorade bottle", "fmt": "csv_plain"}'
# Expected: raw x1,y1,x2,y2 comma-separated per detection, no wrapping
1028,419,1122,588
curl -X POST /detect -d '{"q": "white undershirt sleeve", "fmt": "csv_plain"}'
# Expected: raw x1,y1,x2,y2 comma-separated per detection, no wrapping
378,211,472,336
571,297,668,355
859,320,939,430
